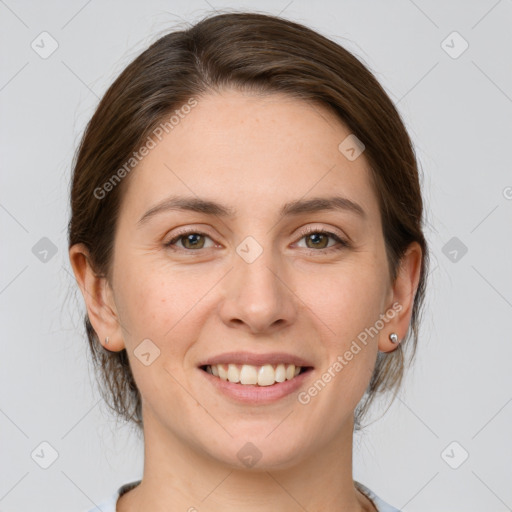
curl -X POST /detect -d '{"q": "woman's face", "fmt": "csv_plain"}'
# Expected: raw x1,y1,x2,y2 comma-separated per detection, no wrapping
106,90,403,468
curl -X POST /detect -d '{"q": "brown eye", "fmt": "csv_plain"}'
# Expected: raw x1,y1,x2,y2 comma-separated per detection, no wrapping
181,233,206,249
296,229,349,254
304,232,330,249
166,231,214,250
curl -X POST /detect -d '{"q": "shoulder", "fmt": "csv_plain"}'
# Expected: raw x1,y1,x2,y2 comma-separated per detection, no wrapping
355,480,403,512
82,480,141,512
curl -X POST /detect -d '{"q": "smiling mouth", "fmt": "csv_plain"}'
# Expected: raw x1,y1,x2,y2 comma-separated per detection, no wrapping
200,363,312,386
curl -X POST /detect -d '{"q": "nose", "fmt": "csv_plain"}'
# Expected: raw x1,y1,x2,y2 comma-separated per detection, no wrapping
218,244,298,335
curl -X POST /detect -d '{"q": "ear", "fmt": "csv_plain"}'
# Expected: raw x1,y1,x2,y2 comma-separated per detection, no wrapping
68,243,125,351
379,241,423,353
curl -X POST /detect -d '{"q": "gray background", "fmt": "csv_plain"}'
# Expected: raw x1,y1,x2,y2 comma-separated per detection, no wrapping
1,1,511,511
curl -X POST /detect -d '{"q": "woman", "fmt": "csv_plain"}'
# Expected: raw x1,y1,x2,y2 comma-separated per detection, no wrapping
69,11,428,512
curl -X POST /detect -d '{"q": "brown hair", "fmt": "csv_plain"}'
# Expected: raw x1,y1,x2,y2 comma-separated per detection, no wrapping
68,11,429,432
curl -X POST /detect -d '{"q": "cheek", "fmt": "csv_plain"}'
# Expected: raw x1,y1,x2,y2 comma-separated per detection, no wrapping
113,264,203,404
305,259,389,342
114,256,215,347
301,266,385,407
112,255,172,343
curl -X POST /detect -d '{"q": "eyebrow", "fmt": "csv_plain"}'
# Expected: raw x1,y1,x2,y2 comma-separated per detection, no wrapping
137,194,366,227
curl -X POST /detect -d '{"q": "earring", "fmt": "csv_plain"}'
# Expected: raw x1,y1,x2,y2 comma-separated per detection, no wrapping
389,333,399,344
105,337,109,345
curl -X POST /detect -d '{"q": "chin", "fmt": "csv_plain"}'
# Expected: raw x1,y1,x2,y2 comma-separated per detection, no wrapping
205,432,310,472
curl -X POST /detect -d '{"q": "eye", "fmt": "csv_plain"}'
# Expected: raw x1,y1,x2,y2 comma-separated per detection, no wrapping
295,227,349,253
165,230,215,251
164,227,350,254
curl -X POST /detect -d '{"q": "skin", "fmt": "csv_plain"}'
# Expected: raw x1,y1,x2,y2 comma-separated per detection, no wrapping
69,89,422,512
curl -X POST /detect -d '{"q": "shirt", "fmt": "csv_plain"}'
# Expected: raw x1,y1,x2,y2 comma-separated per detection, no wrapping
84,479,402,511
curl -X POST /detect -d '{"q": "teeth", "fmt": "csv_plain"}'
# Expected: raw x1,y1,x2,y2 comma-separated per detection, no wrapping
227,364,240,383
275,363,286,382
205,363,304,386
240,364,258,385
257,364,275,386
218,364,228,381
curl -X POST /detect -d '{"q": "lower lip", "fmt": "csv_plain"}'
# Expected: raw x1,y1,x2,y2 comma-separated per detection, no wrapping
199,367,313,404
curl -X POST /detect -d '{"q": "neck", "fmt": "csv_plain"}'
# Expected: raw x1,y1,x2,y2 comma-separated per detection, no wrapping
118,409,373,512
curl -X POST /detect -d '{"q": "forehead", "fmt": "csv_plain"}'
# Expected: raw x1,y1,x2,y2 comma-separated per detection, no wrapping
119,90,379,225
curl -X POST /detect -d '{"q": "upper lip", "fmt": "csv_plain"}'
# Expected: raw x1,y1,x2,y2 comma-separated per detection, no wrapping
197,351,314,368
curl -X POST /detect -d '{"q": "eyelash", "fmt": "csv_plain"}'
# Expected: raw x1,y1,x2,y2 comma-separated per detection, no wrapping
165,226,349,255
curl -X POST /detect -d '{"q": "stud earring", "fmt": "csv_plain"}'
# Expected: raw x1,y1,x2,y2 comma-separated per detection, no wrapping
105,337,109,345
389,333,399,344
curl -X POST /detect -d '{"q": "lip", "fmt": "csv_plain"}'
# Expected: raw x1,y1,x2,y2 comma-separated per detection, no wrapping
197,351,314,368
199,365,314,404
